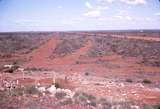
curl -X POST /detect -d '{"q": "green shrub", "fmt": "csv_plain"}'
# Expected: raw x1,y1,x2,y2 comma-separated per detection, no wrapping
0,91,9,103
143,79,152,84
154,104,160,109
85,72,89,76
59,97,72,105
76,61,80,64
126,79,133,83
11,87,24,96
25,67,49,71
55,91,67,100
142,104,160,109
73,91,97,107
52,82,61,89
24,85,40,95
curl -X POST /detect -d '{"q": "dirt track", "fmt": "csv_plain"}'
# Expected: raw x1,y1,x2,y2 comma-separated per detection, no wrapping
26,33,59,68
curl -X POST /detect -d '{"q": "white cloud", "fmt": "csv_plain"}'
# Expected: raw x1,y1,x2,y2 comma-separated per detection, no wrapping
120,0,147,5
98,0,147,5
84,1,109,18
60,20,76,26
125,15,132,20
115,15,123,19
118,10,129,15
97,5,109,10
57,5,63,9
98,0,115,3
114,14,132,20
115,9,131,20
84,10,101,17
107,0,115,3
73,17,85,21
85,1,93,9
14,20,40,26
154,12,160,16
145,17,151,21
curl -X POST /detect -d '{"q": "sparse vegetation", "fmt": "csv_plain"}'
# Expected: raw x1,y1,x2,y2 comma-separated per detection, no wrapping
142,104,160,109
11,88,23,96
52,35,87,58
86,34,160,66
0,90,9,104
76,61,80,64
141,57,160,67
126,78,133,83
52,82,61,89
24,67,49,71
25,85,40,95
84,72,89,76
59,97,73,105
0,33,52,55
55,91,67,100
73,91,97,107
0,32,160,109
142,79,152,84
154,104,160,109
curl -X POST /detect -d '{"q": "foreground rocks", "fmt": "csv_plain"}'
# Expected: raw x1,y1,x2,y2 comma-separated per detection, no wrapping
0,82,159,109
2,64,19,73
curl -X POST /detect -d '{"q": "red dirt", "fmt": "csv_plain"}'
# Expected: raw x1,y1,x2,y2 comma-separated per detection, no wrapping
25,33,59,68
0,32,160,107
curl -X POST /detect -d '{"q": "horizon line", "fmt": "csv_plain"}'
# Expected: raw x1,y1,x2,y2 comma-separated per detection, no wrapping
0,29,160,33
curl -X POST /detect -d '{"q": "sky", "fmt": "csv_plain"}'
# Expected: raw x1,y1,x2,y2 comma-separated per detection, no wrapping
0,0,160,32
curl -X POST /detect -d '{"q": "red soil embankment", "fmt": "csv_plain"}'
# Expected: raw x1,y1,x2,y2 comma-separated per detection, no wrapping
26,33,59,68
